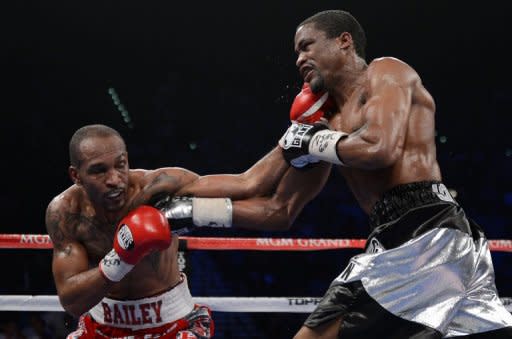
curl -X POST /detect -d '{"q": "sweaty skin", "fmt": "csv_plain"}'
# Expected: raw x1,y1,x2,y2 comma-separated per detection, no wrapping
46,135,288,317
179,25,440,231
292,23,442,339
294,23,441,213
178,147,331,231
175,22,444,339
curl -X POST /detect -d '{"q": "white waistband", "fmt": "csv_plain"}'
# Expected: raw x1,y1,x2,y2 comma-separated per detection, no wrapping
89,274,194,330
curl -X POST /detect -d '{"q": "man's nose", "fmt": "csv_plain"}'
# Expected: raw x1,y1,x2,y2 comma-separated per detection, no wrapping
296,52,306,68
105,169,122,186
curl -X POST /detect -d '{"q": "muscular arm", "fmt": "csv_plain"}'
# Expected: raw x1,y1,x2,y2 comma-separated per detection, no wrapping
232,162,331,231
173,145,328,231
177,146,289,199
337,58,416,169
46,201,112,317
123,167,201,213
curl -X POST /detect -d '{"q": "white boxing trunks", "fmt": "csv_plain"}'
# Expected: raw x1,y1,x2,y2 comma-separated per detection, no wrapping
67,274,214,338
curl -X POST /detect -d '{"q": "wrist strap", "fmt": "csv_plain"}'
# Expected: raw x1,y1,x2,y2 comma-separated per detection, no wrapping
99,249,134,282
192,198,233,227
308,130,348,165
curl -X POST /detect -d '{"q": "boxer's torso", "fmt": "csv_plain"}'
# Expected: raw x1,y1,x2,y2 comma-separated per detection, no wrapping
329,58,442,213
63,169,182,300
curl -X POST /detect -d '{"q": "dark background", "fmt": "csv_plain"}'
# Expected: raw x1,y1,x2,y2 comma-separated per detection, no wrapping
2,1,512,337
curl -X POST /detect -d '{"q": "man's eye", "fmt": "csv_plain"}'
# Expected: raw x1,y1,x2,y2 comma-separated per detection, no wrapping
89,168,105,174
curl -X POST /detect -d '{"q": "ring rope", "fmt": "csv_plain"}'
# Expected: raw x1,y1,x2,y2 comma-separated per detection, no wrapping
2,234,511,314
1,234,512,252
1,295,510,313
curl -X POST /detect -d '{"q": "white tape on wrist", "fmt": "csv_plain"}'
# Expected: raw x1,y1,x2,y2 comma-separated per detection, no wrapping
192,198,233,227
99,249,134,282
308,129,348,165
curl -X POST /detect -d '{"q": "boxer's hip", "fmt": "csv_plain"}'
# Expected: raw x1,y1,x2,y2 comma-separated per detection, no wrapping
304,182,512,336
367,181,481,252
89,273,194,330
67,273,215,338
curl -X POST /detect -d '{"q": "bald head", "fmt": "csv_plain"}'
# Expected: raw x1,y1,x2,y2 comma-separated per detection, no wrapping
69,124,126,168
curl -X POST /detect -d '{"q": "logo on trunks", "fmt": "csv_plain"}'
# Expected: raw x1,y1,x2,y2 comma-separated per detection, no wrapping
337,261,356,282
281,124,313,149
101,300,163,325
117,225,135,251
431,183,456,204
366,237,385,254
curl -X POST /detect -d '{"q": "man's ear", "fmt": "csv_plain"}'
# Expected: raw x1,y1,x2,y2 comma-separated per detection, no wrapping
336,32,353,51
69,166,81,185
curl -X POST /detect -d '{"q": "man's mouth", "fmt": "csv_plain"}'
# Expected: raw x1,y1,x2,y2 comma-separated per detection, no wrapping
301,66,314,82
105,189,123,200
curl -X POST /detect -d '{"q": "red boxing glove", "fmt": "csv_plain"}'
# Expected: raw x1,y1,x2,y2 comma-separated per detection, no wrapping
289,83,336,124
100,205,171,282
113,205,171,264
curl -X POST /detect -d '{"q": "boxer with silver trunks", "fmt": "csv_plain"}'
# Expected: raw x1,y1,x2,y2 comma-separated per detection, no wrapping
304,182,512,338
166,9,512,338
275,10,512,338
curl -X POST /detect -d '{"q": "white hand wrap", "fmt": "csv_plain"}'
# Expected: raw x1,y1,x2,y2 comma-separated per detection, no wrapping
99,249,134,282
192,197,233,227
308,129,348,165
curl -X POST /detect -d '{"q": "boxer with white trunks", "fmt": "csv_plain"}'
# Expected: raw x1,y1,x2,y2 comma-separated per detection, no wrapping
68,274,213,339
46,124,294,338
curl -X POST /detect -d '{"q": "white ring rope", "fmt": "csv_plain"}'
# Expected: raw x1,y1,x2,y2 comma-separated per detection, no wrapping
1,295,511,313
0,296,319,313
2,234,511,314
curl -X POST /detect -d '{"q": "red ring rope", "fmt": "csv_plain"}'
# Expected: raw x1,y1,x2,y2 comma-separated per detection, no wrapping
1,234,511,252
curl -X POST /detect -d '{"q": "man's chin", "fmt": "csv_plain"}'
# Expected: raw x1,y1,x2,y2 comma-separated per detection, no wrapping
309,77,325,94
105,200,125,213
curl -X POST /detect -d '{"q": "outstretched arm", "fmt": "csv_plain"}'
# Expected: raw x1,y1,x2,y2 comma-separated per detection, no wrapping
159,83,334,232
177,146,289,199
231,161,332,231
177,82,334,200
156,148,330,234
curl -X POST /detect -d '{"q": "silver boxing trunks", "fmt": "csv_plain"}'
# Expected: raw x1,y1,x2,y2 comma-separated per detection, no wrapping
304,181,512,338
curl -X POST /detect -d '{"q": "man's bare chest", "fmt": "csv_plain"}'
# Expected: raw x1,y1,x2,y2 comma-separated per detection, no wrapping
331,90,367,133
72,214,116,263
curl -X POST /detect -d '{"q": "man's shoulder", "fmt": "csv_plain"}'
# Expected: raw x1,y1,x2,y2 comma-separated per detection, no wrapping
46,185,81,215
368,57,419,83
369,56,413,70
